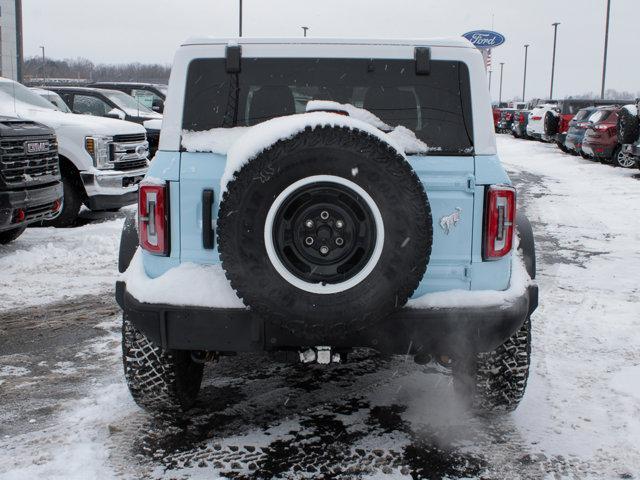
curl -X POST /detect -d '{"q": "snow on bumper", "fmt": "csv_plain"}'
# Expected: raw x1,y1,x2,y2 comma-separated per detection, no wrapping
117,252,538,354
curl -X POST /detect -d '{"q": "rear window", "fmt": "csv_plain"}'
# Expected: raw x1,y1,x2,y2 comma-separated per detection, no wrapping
574,108,595,121
183,57,474,155
587,110,613,123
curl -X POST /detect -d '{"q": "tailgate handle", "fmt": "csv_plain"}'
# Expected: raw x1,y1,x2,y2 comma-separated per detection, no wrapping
202,189,215,249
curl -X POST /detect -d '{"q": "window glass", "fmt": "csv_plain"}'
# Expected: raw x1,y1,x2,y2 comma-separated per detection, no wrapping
183,57,474,155
587,110,612,123
0,81,57,110
102,89,154,115
132,88,162,109
574,109,594,122
73,94,110,116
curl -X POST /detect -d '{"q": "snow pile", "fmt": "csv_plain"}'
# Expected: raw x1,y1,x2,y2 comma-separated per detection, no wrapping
182,126,250,154
406,252,531,309
182,109,432,194
306,100,391,130
219,112,406,193
122,250,245,309
621,104,638,117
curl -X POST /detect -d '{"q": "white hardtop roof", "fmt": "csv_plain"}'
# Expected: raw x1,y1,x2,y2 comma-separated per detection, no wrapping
182,37,474,49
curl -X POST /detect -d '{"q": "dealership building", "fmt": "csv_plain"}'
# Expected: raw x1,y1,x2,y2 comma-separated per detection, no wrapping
0,0,22,81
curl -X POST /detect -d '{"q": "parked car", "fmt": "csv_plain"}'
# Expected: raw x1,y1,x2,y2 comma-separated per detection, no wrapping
508,102,528,110
618,101,640,168
89,82,167,113
30,88,72,113
496,108,517,133
46,86,162,158
116,38,538,416
0,77,149,227
582,106,634,167
564,107,598,156
511,109,530,139
527,104,558,140
543,99,629,153
0,117,63,244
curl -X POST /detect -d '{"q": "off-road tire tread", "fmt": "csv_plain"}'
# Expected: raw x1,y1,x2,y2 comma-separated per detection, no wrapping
618,106,640,144
544,111,559,136
122,318,203,413
454,317,531,414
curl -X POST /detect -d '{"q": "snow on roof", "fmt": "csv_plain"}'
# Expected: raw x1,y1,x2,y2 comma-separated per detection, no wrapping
182,37,474,49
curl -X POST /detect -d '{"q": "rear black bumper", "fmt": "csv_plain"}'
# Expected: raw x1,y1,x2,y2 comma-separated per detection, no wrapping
0,182,63,231
115,281,538,355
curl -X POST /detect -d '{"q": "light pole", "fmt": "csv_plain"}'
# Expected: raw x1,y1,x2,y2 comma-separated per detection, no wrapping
488,69,493,92
522,44,530,102
39,46,45,84
550,22,560,99
15,0,24,83
601,0,611,99
238,0,243,37
301,26,309,37
499,62,505,104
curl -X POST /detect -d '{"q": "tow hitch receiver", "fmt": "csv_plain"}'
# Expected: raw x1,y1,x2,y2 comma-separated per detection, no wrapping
299,346,342,364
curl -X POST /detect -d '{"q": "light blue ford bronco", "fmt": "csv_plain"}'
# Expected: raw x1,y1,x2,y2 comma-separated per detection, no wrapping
116,38,538,415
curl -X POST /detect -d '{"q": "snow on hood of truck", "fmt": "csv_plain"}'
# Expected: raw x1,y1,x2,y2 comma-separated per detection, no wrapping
0,94,145,135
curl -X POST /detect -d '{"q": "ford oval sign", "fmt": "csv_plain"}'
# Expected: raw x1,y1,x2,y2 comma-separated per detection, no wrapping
462,30,506,49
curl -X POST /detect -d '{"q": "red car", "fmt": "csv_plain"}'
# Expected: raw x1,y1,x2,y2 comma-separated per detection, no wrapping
581,107,632,167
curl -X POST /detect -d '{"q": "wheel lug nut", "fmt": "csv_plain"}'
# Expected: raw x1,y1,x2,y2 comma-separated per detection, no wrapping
305,219,314,228
320,246,329,255
305,237,314,246
335,237,344,246
320,211,329,220
335,220,344,229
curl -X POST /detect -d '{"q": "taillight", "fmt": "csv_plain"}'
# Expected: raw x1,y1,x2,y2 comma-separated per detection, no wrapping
532,116,542,121
139,182,169,256
593,124,614,135
483,185,516,260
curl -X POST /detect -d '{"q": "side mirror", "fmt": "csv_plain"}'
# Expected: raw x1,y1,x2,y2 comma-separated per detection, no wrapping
151,99,164,113
107,108,126,120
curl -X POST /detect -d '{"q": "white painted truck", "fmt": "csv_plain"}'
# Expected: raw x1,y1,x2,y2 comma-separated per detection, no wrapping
0,77,149,226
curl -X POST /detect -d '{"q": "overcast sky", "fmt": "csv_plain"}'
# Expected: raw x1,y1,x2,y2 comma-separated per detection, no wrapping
22,0,639,101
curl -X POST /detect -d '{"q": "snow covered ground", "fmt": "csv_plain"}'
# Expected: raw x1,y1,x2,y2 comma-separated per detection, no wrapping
1,135,639,479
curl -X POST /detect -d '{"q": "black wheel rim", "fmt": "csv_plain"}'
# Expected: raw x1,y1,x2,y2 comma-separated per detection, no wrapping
272,182,377,285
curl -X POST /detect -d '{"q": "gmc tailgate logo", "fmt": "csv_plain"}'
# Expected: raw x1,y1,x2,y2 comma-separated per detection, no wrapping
25,141,50,154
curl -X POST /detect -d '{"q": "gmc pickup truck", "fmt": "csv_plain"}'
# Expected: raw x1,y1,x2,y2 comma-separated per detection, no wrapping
0,116,62,243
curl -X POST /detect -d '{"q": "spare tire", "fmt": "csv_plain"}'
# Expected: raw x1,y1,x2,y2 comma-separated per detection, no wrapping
218,126,432,338
544,111,560,136
618,107,640,144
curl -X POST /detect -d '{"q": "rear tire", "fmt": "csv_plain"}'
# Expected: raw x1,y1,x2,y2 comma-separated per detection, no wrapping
118,212,139,273
544,111,559,136
39,172,83,228
0,226,27,244
122,318,203,414
613,145,635,168
453,317,532,414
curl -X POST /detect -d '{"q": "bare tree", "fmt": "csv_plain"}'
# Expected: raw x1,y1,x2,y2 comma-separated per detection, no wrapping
23,56,170,85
